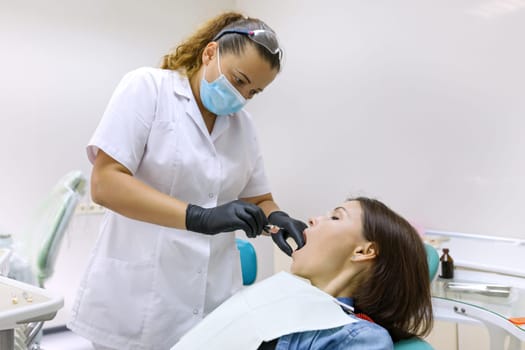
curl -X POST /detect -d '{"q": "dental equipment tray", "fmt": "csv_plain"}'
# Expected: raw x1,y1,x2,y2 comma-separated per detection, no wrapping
444,282,511,297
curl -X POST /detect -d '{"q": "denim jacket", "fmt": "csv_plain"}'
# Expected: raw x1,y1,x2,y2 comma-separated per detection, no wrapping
275,298,394,350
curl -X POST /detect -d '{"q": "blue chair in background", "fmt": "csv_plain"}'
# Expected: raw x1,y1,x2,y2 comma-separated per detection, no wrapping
235,238,257,285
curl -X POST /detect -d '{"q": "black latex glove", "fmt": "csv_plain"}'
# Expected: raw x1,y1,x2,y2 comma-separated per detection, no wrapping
186,200,268,237
269,211,307,256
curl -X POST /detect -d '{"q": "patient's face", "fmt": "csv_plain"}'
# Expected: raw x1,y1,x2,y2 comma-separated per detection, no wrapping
291,200,366,281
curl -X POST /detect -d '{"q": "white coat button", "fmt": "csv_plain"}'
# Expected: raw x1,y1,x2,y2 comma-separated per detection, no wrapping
208,193,214,198
197,268,202,274
193,309,199,315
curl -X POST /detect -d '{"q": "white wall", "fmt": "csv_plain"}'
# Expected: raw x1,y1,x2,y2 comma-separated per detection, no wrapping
238,0,525,241
0,0,236,236
237,2,525,348
2,0,525,342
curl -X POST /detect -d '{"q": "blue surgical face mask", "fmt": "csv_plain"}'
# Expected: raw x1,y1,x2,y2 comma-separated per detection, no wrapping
200,47,247,116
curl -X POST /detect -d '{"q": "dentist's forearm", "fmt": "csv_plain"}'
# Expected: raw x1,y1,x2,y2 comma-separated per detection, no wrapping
91,150,188,229
242,193,279,217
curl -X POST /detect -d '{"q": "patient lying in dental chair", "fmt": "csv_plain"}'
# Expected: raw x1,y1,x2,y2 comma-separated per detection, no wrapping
172,197,433,350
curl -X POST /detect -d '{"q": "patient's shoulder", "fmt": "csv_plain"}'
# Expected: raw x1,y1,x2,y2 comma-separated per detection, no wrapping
338,319,394,348
277,318,394,350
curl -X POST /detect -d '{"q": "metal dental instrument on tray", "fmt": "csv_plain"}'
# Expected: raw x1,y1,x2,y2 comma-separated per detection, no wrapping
445,282,511,297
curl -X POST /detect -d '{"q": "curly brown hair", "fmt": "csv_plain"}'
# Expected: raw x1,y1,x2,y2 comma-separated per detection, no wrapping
161,12,281,78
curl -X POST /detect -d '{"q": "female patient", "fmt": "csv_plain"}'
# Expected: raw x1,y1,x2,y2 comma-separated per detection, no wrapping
175,197,433,350
261,197,433,349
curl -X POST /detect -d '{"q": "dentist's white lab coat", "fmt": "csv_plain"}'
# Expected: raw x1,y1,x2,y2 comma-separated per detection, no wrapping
68,67,271,350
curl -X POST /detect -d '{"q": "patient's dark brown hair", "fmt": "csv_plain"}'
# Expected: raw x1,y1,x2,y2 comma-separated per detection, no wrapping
351,197,433,342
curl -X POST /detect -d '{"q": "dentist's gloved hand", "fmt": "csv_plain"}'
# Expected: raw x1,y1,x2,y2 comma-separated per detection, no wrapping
186,200,268,237
269,211,307,256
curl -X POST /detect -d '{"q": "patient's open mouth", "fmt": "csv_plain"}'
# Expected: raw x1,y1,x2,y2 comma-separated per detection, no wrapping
295,230,307,251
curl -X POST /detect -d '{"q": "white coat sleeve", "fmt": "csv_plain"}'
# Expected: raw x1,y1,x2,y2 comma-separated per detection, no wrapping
239,134,271,198
86,67,158,174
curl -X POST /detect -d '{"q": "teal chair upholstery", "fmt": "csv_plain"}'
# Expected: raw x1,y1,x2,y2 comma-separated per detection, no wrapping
33,170,87,286
393,243,439,350
235,238,257,285
425,243,440,282
395,338,435,350
22,170,87,348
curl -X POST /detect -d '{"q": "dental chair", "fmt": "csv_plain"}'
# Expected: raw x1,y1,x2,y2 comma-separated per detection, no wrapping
235,238,257,285
393,243,439,350
17,170,87,350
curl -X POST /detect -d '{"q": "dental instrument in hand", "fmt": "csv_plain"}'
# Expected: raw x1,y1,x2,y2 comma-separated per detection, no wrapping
263,224,282,234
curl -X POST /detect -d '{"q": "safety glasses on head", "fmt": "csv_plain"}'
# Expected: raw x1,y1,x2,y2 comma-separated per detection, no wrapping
213,28,283,60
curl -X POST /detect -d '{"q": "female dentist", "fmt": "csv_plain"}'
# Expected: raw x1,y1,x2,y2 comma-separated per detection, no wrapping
68,11,306,350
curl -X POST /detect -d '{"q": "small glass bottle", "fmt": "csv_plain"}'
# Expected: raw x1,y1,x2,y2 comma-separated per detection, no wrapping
439,248,454,279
